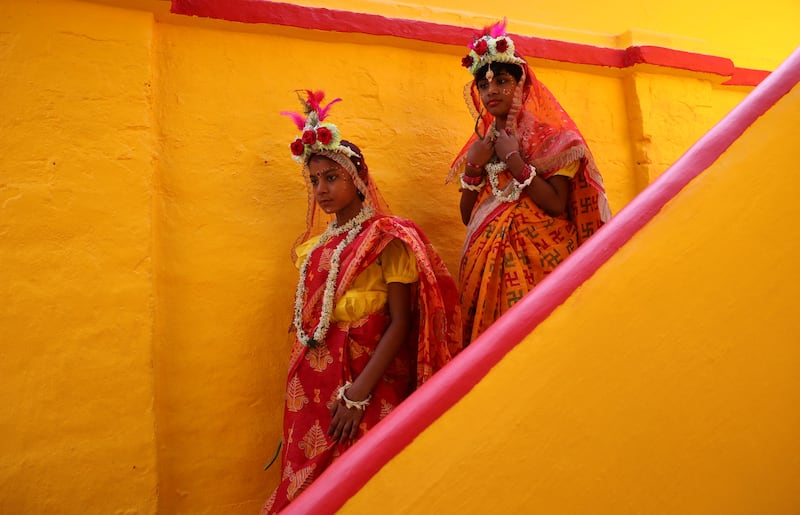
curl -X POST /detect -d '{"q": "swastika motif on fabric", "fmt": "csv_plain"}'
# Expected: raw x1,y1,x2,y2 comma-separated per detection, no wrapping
506,288,525,307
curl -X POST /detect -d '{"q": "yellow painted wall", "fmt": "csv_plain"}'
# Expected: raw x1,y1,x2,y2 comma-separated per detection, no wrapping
0,0,158,512
342,81,800,514
0,0,795,512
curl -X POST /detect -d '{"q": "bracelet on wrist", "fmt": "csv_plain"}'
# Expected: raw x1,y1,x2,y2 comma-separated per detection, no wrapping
460,173,486,192
461,173,484,186
514,164,536,188
503,150,520,162
466,161,484,170
337,381,371,410
518,164,531,182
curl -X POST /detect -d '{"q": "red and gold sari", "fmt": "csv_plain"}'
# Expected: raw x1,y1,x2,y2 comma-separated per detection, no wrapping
262,214,461,514
451,63,611,346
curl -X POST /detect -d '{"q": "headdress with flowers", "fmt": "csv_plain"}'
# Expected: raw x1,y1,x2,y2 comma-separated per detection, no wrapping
282,90,355,162
460,18,526,77
282,89,373,197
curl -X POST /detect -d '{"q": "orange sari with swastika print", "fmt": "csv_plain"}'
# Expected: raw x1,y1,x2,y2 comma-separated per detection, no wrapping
459,180,578,345
262,215,461,514
459,138,603,346
453,70,611,345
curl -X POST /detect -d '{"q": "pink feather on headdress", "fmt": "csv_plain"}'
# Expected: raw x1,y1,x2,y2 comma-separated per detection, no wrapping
317,98,341,122
486,18,507,38
306,90,342,122
280,110,307,130
281,89,342,129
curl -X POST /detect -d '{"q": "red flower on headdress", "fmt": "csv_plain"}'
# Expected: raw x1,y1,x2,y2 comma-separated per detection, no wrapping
495,38,508,53
316,127,333,145
474,39,488,56
301,130,317,145
290,139,305,156
461,55,474,68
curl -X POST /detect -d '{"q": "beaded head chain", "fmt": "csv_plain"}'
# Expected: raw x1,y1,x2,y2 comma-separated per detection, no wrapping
460,18,526,79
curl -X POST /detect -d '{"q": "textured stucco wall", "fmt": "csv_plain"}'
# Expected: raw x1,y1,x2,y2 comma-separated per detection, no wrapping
0,0,158,512
1,0,795,512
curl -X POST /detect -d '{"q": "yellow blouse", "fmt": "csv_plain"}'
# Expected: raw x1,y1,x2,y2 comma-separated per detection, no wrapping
553,160,580,178
295,237,419,322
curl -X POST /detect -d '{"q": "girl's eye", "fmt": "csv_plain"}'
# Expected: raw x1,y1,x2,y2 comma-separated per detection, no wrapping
310,177,318,185
327,174,337,182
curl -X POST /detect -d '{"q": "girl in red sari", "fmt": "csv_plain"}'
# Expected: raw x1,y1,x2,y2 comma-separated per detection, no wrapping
262,91,462,513
451,20,611,346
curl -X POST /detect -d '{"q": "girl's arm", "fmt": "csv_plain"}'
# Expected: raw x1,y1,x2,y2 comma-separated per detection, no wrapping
328,281,412,442
505,152,570,216
459,135,496,225
460,162,484,225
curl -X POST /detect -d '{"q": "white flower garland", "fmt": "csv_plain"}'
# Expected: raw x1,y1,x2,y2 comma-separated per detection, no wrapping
293,205,375,348
485,160,536,203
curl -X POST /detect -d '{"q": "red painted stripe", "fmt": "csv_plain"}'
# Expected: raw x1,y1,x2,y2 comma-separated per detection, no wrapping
624,45,733,76
725,67,772,86
514,35,624,68
171,0,475,46
281,46,800,515
170,0,768,81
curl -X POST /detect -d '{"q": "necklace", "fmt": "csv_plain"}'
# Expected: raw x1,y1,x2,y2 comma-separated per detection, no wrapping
293,205,375,348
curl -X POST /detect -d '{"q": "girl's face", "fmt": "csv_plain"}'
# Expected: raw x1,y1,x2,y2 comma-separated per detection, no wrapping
476,71,518,118
307,156,362,220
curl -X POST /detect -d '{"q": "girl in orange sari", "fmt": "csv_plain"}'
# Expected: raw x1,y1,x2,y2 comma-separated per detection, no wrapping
262,91,461,513
451,20,611,346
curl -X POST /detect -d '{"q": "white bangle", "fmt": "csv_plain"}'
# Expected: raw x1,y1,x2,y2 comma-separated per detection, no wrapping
514,164,536,189
337,381,371,410
460,174,486,192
